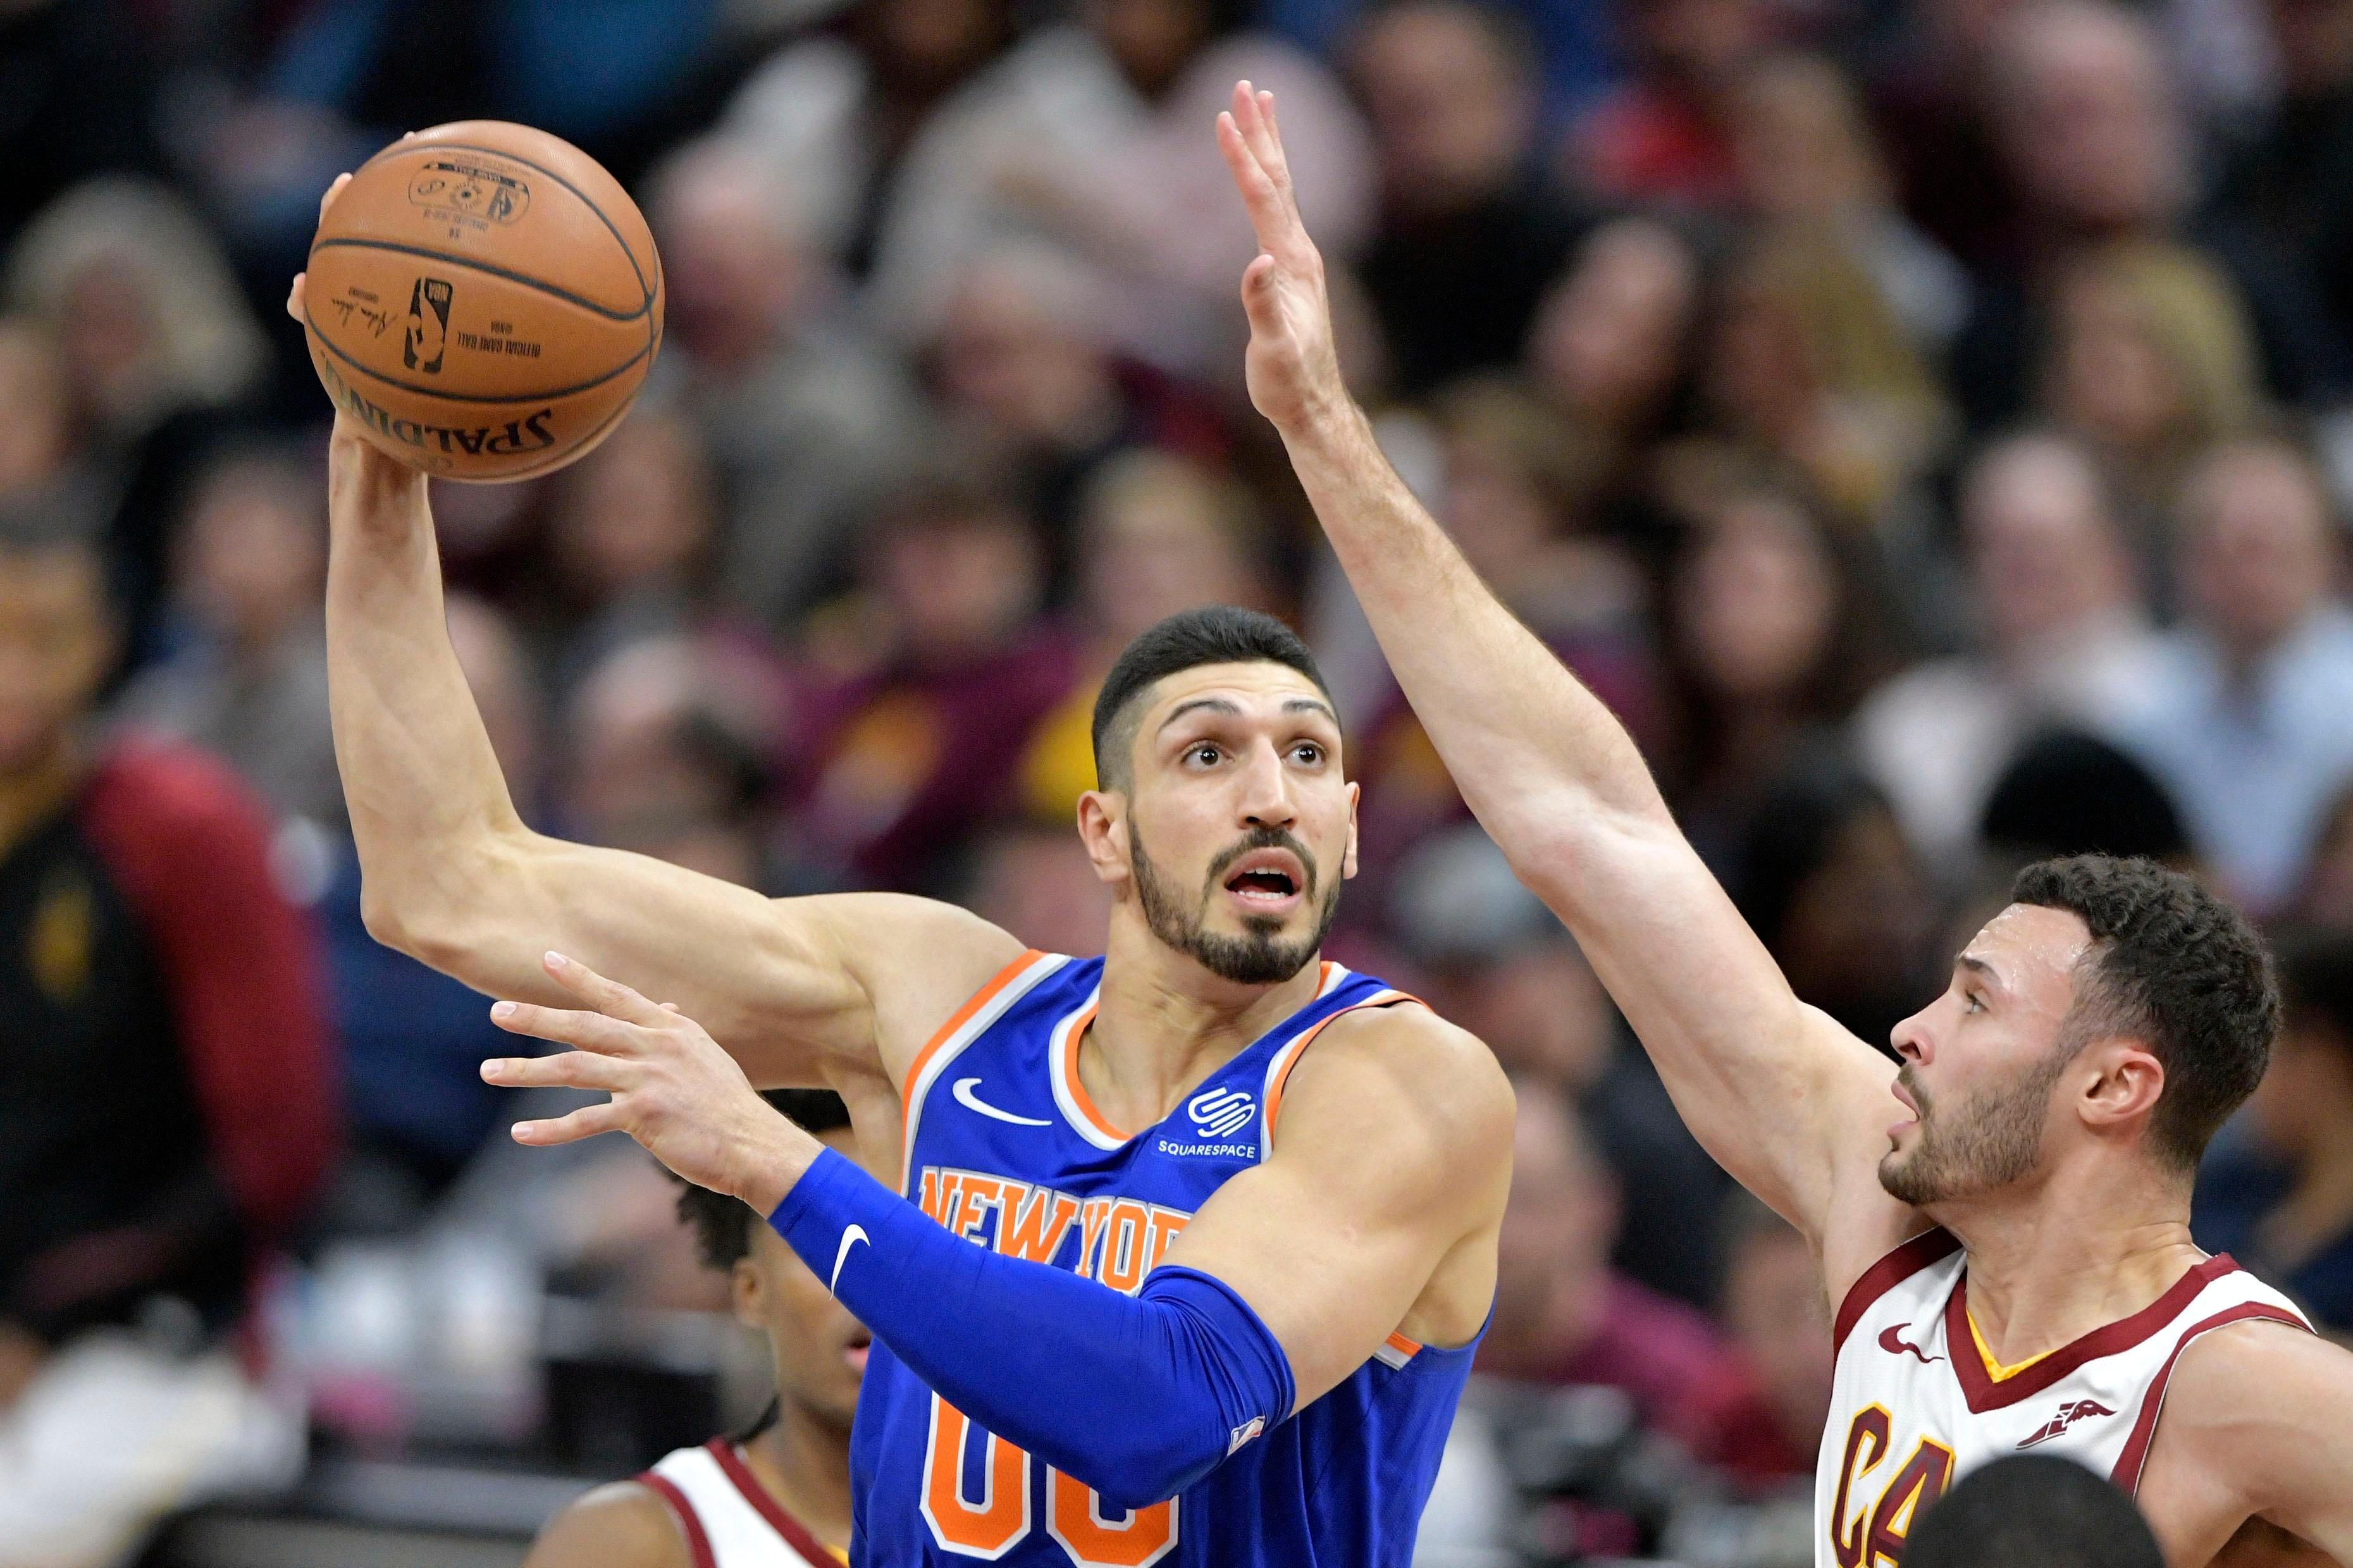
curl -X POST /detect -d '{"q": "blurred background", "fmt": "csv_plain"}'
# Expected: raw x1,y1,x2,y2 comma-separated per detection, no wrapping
6,0,2353,1562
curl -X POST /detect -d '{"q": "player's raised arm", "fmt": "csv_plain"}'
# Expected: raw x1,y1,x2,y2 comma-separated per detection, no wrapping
297,181,1020,1090
1213,84,1904,1270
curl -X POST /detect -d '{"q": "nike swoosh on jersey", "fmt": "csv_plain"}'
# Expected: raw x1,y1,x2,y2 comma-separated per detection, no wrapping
953,1077,1052,1126
831,1225,869,1295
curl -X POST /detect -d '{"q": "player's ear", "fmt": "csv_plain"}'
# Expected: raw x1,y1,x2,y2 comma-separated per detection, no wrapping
1076,789,1131,888
2080,1039,2166,1135
729,1257,766,1332
1342,779,1361,881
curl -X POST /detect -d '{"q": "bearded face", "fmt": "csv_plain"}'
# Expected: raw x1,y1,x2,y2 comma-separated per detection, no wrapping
1879,1045,2073,1206
1129,818,1341,985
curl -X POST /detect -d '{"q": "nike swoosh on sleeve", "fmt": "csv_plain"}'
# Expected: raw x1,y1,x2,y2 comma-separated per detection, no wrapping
831,1225,869,1295
953,1077,1052,1127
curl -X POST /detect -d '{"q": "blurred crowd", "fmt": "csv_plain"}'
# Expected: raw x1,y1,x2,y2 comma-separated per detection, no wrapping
9,0,2353,1562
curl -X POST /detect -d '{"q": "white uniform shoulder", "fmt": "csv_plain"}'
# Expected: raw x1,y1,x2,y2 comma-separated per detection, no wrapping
641,1440,839,1568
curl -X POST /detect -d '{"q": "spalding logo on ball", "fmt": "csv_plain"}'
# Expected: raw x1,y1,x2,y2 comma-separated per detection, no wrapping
302,121,664,483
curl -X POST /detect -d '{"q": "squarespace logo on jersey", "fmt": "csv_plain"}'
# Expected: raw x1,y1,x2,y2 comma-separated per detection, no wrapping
311,350,558,462
1156,1086,1257,1159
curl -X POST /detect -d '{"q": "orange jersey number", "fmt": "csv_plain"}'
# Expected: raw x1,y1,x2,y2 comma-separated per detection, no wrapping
922,1392,1178,1566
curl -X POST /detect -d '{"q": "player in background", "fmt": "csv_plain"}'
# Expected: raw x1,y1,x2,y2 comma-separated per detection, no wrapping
1209,78,2353,1565
525,1090,863,1568
293,168,1510,1562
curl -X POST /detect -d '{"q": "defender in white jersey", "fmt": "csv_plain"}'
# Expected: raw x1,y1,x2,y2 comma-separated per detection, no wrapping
1207,77,2353,1565
524,1092,862,1568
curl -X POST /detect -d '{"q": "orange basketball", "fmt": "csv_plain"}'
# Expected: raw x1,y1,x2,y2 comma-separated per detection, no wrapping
301,121,663,483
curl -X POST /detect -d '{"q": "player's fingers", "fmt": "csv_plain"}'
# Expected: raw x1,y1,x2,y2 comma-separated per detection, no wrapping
1217,113,1285,245
479,1047,634,1092
287,273,306,323
510,1101,625,1147
488,997,645,1054
540,950,672,1027
317,171,350,226
1256,89,1297,195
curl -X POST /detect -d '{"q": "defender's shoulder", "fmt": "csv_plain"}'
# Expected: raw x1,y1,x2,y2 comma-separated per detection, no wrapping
522,1479,695,1568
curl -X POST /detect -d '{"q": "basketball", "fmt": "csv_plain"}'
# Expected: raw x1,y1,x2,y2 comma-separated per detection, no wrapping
300,121,663,483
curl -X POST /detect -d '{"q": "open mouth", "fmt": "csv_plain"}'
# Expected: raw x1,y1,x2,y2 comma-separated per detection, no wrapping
1222,849,1306,909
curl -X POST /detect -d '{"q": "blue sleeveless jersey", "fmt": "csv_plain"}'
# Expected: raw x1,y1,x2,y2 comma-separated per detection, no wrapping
849,951,1479,1568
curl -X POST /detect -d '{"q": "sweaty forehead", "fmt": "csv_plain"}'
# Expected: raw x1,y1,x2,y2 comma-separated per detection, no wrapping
1967,903,2096,1002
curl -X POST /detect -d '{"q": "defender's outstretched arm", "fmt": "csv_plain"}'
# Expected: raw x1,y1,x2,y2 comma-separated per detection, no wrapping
1213,84,1906,1276
298,177,1018,1089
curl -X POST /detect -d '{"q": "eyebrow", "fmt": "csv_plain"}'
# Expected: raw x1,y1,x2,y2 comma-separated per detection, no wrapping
1157,695,1340,732
1957,954,2004,992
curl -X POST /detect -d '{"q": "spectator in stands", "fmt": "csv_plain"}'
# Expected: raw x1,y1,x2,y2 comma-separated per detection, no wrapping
536,409,723,697
0,316,75,499
923,242,1231,562
1570,0,1769,205
4,180,268,660
1346,0,1585,396
861,0,1372,376
2124,430,2353,913
2035,240,2264,550
1386,824,1729,1306
1658,471,1890,869
1020,448,1271,818
1727,52,1970,354
1853,433,2161,874
2208,0,2353,383
523,1092,867,1567
116,441,343,833
0,1,167,249
0,499,333,1564
796,474,1075,889
965,817,1116,956
2195,929,2353,1334
646,137,933,630
1714,1192,1832,1487
1905,1455,2165,1568
2297,779,2353,930
1978,729,2192,872
1728,749,1939,1050
1479,1086,1793,1479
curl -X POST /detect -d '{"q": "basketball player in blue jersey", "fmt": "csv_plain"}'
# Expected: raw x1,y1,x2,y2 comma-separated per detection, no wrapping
298,199,1510,1564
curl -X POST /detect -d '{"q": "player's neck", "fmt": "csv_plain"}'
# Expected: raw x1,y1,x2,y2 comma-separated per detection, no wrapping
1085,915,1328,1131
1941,1170,2202,1366
743,1402,853,1551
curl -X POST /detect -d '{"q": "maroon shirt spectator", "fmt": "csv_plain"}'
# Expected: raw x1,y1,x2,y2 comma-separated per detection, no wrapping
0,507,334,1357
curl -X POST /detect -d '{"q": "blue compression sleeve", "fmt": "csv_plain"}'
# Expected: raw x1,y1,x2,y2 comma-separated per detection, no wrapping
769,1148,1295,1508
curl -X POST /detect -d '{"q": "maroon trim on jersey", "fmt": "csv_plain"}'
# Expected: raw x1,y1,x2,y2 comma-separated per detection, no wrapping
638,1472,719,1568
2108,1302,2310,1495
1946,1253,2244,1413
706,1438,839,1563
1833,1228,1963,1352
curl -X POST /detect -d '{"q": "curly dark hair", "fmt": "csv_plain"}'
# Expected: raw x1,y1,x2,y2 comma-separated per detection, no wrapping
675,1090,854,1270
2010,855,2277,1170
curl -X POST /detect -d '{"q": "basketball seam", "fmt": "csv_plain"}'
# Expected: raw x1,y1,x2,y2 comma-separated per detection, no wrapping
357,137,655,307
305,304,652,403
308,237,652,323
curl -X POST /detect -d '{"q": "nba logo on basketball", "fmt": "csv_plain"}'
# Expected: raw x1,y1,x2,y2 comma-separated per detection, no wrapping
404,278,452,373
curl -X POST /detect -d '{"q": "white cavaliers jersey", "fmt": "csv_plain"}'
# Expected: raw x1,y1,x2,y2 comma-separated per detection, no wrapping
1817,1230,2310,1567
638,1437,843,1568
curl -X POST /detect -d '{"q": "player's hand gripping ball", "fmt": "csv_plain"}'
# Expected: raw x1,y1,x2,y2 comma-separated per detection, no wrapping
295,123,663,483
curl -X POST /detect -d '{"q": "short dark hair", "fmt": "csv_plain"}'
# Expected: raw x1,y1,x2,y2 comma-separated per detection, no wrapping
675,1090,853,1270
2010,855,2276,1170
1089,606,1333,792
1905,1455,2163,1568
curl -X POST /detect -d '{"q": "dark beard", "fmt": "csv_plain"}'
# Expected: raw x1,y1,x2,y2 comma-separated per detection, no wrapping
1878,1047,2073,1207
1128,820,1340,985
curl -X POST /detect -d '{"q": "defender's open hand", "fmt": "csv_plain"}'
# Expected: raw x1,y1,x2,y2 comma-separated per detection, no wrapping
482,951,812,1213
1216,82,1347,436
